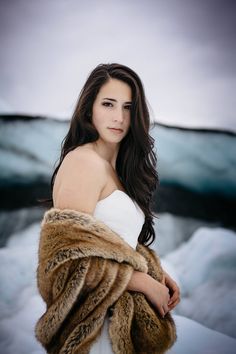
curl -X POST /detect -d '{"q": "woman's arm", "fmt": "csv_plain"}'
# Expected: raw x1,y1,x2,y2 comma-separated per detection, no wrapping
53,149,107,214
126,271,171,318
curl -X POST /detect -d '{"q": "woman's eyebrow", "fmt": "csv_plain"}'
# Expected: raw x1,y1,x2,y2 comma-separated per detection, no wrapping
102,97,132,104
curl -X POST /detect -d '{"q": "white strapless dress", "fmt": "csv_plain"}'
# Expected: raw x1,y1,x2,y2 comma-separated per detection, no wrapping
90,190,236,354
90,189,145,353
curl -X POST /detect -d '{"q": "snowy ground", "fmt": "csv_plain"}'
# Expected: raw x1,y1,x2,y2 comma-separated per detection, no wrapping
0,214,236,353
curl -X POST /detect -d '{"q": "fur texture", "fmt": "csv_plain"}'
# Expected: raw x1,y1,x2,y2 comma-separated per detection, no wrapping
35,208,177,353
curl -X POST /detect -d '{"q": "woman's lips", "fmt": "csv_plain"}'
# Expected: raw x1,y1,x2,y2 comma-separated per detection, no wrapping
108,127,124,134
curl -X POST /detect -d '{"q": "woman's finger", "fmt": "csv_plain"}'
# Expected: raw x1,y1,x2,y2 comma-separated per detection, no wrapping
168,285,180,304
159,305,165,318
169,296,180,306
168,297,181,310
168,291,179,305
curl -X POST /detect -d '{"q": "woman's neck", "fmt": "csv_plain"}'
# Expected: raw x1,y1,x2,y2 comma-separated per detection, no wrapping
93,139,120,169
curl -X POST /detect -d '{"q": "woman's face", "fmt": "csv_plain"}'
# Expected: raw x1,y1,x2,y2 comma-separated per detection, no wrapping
92,78,132,144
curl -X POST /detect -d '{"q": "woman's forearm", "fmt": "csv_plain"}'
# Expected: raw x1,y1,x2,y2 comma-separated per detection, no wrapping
126,270,151,293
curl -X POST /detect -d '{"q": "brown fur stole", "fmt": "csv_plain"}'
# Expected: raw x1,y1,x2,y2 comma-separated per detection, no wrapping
35,208,176,354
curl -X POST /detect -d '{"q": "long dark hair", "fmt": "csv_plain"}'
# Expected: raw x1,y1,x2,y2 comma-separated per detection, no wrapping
40,63,159,245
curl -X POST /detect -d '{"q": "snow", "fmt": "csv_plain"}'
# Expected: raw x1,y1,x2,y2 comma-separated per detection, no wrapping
153,212,221,256
0,218,236,353
0,222,45,353
167,315,236,354
163,227,236,338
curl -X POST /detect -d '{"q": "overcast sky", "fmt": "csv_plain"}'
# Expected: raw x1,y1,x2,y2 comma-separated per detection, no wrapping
0,0,235,131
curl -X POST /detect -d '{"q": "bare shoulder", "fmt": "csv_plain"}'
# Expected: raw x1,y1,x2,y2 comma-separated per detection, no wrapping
66,145,106,168
53,145,107,213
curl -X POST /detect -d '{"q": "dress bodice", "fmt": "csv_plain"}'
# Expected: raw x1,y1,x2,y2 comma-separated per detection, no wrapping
93,190,145,249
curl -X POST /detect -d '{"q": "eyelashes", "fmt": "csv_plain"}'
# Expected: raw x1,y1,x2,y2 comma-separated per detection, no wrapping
102,102,113,107
102,102,131,110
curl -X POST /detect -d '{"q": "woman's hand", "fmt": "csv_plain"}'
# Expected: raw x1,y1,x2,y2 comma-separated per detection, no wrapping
126,271,170,318
161,270,181,311
145,275,171,317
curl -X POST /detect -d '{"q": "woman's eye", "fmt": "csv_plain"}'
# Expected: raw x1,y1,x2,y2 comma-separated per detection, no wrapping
102,102,113,107
125,105,131,110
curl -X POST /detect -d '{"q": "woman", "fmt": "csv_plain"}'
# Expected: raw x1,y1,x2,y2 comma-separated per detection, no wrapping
36,63,179,353
52,63,180,314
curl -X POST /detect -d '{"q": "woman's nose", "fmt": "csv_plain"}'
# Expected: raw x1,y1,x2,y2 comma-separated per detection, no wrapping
113,108,124,122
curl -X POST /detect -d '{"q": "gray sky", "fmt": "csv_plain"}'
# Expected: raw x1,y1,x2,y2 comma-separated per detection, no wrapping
0,0,235,131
